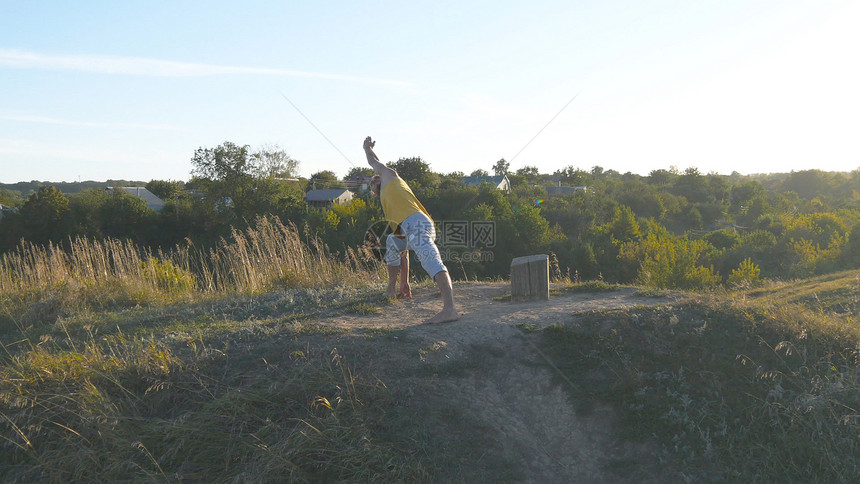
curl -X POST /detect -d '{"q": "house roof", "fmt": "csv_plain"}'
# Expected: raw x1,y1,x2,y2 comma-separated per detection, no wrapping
107,187,165,210
461,175,509,187
544,185,587,195
305,189,353,202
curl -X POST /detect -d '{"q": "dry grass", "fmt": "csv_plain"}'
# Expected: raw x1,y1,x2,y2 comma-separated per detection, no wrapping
0,216,384,330
537,272,860,482
0,331,427,482
0,221,421,481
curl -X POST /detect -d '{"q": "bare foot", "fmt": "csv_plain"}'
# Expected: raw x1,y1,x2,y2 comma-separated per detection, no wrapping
397,285,413,299
385,289,397,298
426,308,459,324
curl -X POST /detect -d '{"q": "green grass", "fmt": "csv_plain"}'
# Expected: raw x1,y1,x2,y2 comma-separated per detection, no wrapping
552,279,623,295
744,269,860,315
0,331,428,482
531,280,860,482
492,279,623,302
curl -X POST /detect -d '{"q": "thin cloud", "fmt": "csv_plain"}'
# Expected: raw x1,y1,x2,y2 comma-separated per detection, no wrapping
0,48,410,86
0,136,183,167
0,114,181,131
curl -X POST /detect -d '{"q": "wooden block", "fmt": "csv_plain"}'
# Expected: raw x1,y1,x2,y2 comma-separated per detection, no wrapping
511,254,549,301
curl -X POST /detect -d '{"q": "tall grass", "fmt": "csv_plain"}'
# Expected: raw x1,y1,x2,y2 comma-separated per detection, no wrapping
0,332,426,481
0,216,383,328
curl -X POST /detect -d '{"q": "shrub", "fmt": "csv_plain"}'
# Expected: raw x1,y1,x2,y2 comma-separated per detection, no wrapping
619,226,719,290
141,257,196,292
728,258,762,288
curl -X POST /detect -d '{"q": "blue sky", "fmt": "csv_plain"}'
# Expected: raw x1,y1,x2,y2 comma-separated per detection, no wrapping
1,0,858,183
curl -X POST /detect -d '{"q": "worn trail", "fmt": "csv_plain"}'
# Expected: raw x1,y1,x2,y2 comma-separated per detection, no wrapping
323,282,678,482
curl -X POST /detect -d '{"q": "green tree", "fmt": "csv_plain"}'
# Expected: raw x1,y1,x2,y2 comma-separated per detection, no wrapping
647,169,675,186
516,166,539,178
17,185,74,245
69,188,109,239
237,177,304,220
191,141,253,182
307,170,340,190
470,169,489,177
345,167,375,178
781,170,827,200
145,180,185,200
99,190,154,242
704,229,740,251
671,167,709,203
612,180,665,220
555,166,590,186
606,205,640,243
783,212,848,249
0,188,20,207
251,144,299,179
388,157,438,188
730,181,765,214
493,158,510,176
706,173,730,204
190,141,256,221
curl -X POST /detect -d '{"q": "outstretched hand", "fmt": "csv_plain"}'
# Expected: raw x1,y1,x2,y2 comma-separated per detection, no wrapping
363,136,376,151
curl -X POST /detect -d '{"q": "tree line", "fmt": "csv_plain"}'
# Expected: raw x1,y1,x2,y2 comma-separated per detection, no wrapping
2,141,859,289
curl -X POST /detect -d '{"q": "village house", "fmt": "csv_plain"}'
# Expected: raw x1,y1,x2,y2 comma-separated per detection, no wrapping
460,175,512,193
305,188,354,209
106,187,165,211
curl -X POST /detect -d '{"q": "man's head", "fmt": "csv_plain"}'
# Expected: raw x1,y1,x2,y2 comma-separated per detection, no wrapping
370,175,381,197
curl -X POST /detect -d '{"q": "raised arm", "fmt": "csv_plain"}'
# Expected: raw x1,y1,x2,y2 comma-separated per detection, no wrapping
363,136,397,182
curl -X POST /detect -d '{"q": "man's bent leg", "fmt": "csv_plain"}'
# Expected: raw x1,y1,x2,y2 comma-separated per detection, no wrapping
427,270,459,324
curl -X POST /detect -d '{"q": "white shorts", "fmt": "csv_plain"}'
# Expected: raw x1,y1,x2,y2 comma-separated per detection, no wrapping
385,212,448,278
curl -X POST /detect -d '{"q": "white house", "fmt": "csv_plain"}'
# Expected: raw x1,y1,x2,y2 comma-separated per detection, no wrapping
106,187,165,211
305,189,354,208
461,175,512,193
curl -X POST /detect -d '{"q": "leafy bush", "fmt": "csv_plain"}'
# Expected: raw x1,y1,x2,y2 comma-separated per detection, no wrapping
141,257,196,292
728,258,762,288
619,224,719,289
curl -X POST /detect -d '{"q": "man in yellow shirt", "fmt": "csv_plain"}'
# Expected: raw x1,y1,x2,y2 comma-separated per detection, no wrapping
364,136,459,324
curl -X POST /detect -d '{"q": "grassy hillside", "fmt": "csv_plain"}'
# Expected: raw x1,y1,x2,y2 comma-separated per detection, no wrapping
537,272,859,481
1,229,857,481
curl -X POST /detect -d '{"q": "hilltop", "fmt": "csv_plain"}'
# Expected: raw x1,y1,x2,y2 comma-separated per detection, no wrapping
2,273,857,482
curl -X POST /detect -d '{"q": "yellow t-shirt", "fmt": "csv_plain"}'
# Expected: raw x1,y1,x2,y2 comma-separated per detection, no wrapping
380,177,431,231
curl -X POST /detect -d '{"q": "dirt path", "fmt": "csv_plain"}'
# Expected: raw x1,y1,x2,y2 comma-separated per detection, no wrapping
324,282,679,482
331,282,677,358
